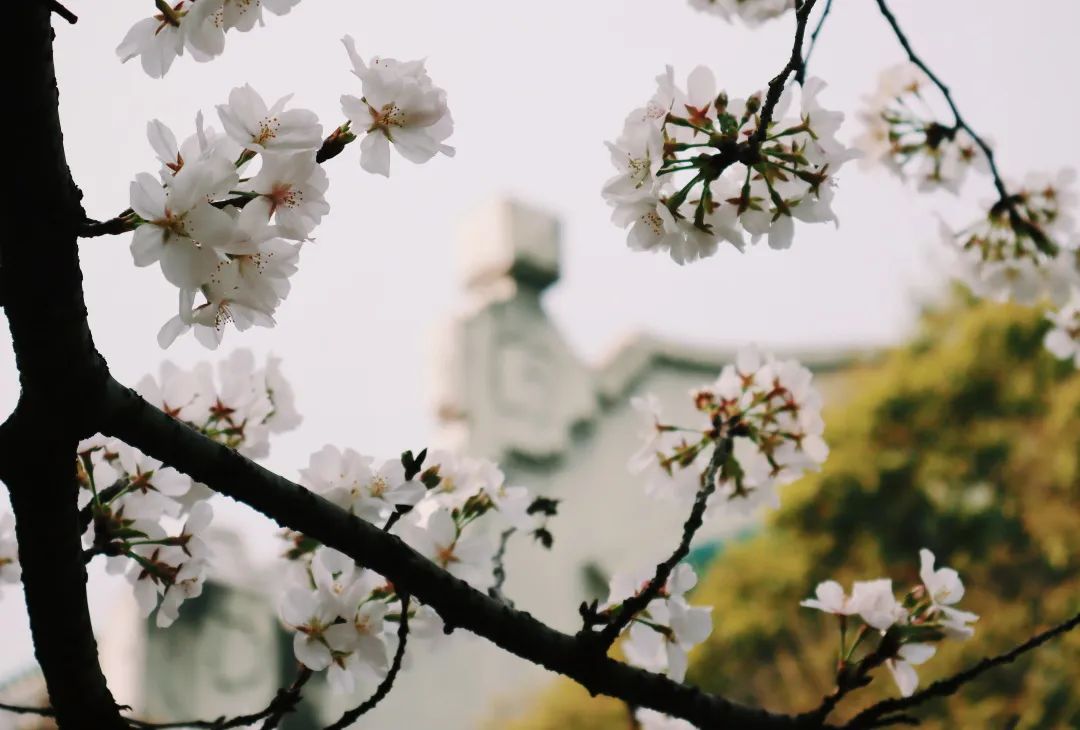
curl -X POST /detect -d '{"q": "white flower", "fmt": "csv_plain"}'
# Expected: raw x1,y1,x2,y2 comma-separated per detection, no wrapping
635,709,697,730
129,157,239,289
800,580,860,616
156,557,208,628
217,85,322,154
323,600,390,693
602,120,664,202
110,443,191,520
0,513,21,590
301,447,424,522
340,36,455,177
400,508,494,590
240,152,330,239
136,361,213,423
852,579,907,631
280,588,336,670
147,113,242,182
1045,299,1080,367
117,5,187,78
422,451,486,511
311,547,378,620
919,548,978,639
886,643,936,697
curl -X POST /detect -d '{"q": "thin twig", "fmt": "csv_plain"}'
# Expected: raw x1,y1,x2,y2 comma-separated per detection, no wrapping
324,594,412,730
126,666,313,729
488,528,516,605
750,0,821,148
872,0,1056,255
844,610,1080,729
589,440,730,650
0,702,54,718
795,0,834,84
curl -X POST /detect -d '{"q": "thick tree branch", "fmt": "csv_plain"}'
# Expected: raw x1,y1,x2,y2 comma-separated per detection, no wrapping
99,380,809,730
0,5,126,728
843,610,1080,729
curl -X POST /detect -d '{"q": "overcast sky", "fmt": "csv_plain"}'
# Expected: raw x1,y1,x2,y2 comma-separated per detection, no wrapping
1,0,1077,685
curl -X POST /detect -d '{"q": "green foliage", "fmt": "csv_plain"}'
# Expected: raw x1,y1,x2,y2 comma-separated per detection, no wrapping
506,299,1080,729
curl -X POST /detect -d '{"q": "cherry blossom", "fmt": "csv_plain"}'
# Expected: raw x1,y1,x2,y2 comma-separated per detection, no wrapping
239,152,330,240
635,709,697,730
1044,299,1080,367
855,63,986,193
799,580,859,616
631,346,827,516
398,508,495,590
340,35,455,177
604,67,852,264
129,158,239,289
185,0,302,62
301,447,425,523
217,85,322,154
919,549,979,639
117,4,188,79
886,643,937,697
280,588,338,670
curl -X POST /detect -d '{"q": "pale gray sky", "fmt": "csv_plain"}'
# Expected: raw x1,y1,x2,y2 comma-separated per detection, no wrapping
0,0,1077,684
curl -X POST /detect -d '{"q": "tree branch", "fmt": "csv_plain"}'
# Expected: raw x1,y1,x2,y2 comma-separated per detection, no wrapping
843,610,1080,729
324,593,412,730
795,0,834,84
588,440,728,650
872,0,1055,255
750,0,820,148
99,379,807,730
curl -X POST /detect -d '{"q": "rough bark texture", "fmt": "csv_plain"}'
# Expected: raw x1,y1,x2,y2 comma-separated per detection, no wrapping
0,4,126,729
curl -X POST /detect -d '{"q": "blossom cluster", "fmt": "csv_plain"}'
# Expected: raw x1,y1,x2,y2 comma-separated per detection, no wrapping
279,546,445,694
687,0,794,25
74,350,298,627
631,346,827,516
602,563,712,682
0,513,20,597
602,67,854,264
118,0,301,78
855,64,987,193
280,448,554,686
944,170,1079,308
129,85,322,349
801,549,979,697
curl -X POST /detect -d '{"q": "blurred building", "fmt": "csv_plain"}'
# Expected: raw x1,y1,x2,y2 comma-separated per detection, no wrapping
0,199,859,730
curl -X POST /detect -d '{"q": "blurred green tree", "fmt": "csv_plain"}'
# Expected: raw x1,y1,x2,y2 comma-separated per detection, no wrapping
505,298,1080,730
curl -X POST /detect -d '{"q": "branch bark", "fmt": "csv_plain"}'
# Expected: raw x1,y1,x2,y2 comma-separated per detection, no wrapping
0,5,126,728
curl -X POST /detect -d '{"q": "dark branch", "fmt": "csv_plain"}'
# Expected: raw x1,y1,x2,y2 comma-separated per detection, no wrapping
99,381,805,730
844,610,1080,729
324,593,412,730
45,0,77,24
126,667,313,730
795,0,834,84
750,0,820,148
487,528,515,605
872,0,1055,255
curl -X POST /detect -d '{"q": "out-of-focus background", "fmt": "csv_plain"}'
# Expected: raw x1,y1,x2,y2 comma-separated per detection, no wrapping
1,1,1078,728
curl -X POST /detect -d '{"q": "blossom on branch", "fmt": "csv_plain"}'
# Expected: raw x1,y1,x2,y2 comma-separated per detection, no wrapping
340,35,455,177
944,169,1078,306
800,548,979,698
1044,298,1080,368
855,63,987,193
630,346,827,516
119,0,303,78
603,66,853,264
